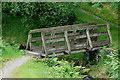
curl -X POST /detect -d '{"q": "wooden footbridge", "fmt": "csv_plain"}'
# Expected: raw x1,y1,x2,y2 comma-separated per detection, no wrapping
25,23,112,57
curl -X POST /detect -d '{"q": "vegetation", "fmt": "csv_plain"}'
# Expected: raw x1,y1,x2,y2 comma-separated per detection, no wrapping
11,59,53,78
2,2,75,29
2,2,75,44
78,2,119,25
1,40,24,62
99,48,119,78
11,57,89,78
73,5,119,79
2,2,119,79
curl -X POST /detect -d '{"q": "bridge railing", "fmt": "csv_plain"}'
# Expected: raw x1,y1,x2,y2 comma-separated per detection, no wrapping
26,23,112,56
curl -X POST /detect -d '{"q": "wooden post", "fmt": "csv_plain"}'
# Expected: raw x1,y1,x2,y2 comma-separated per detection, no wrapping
41,32,47,55
107,24,112,44
29,33,32,51
64,31,71,54
86,28,93,50
26,33,30,50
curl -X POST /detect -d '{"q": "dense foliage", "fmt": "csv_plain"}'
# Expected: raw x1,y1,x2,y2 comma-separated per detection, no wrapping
99,48,119,79
41,57,89,78
2,2,75,29
87,2,119,9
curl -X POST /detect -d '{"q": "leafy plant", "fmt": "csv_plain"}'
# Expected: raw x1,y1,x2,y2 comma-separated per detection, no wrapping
88,2,103,8
43,57,58,67
41,56,90,78
51,60,90,78
110,2,119,9
99,48,119,79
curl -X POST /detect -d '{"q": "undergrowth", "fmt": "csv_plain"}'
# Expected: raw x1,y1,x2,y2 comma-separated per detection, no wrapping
38,57,90,78
1,40,24,62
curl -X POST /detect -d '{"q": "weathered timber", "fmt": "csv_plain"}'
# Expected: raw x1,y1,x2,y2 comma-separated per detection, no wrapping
31,32,107,43
41,33,48,55
29,23,96,33
26,23,112,56
86,28,93,50
31,37,42,42
47,46,66,54
29,24,107,34
64,31,71,53
107,24,112,44
92,40,109,47
29,33,32,50
26,33,30,50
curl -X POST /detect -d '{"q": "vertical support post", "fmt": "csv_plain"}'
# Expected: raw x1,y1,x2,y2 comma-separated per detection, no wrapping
107,24,112,44
86,28,93,50
29,33,32,51
64,31,71,54
26,33,30,50
41,32,47,55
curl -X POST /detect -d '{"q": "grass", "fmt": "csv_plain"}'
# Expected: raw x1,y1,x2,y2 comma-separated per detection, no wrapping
2,13,33,44
11,59,53,78
88,65,109,78
79,2,119,25
0,41,24,69
1,41,24,62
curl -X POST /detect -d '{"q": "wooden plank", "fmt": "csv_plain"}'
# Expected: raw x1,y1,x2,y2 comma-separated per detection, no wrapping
46,42,65,47
47,46,66,54
47,44,87,54
31,32,107,43
68,32,107,40
32,46,42,49
44,34,64,39
92,40,109,47
29,24,106,34
46,30,98,39
86,28,93,50
71,43,87,49
47,40,109,54
46,38,65,43
41,32,48,55
68,29,96,36
107,24,112,44
89,24,107,29
47,40,108,54
90,32,108,37
46,40,109,54
46,39,87,48
29,23,96,33
45,32,107,43
31,37,42,42
31,46,42,51
42,26,86,34
70,39,87,45
64,31,71,53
